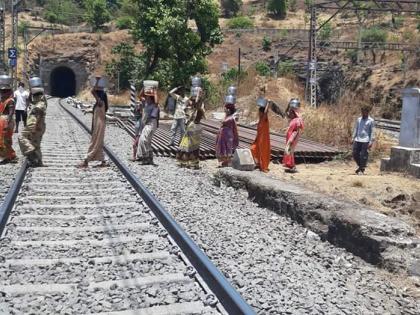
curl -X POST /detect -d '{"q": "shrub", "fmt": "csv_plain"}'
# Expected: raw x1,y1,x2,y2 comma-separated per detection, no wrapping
318,20,333,41
255,61,270,76
346,49,358,64
115,16,133,30
200,77,220,109
392,15,404,29
267,0,287,19
289,0,297,12
221,67,248,84
18,21,30,36
361,27,387,43
277,60,294,76
262,36,272,51
43,0,83,25
226,16,254,29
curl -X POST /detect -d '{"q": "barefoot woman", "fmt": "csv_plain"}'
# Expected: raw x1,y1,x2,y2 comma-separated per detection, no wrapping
79,77,108,168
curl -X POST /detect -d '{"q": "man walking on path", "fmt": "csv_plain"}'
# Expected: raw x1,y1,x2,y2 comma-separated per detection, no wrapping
14,82,29,133
352,106,375,175
169,86,188,146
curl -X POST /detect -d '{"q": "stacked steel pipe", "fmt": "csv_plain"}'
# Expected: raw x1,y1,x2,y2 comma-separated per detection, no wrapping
116,117,342,161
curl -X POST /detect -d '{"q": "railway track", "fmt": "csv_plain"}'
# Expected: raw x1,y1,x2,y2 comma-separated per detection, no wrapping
375,118,401,133
0,98,254,314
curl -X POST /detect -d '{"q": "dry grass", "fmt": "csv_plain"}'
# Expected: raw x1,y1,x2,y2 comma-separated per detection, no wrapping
108,91,131,106
351,180,364,188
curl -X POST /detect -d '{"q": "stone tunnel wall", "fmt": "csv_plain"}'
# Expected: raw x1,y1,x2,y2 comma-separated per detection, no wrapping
39,58,89,96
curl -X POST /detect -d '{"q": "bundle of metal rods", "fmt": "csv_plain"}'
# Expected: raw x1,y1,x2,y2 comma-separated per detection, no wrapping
115,118,342,161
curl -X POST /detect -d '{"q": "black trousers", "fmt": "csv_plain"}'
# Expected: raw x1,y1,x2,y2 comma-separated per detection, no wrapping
353,141,369,170
15,110,27,127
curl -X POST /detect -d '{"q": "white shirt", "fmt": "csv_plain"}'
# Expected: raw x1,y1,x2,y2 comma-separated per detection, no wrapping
14,88,29,111
353,116,375,144
174,96,188,119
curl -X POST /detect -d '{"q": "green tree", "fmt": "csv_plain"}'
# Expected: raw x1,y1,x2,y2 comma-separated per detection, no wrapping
221,0,242,17
44,0,83,25
84,0,111,31
117,0,139,17
105,43,138,89
267,0,287,19
130,0,223,87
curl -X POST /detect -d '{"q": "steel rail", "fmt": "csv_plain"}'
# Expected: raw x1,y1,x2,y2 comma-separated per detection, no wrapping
0,160,28,236
59,99,256,315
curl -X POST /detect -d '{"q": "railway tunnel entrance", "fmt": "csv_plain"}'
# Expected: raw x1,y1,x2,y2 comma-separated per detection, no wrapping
50,66,76,97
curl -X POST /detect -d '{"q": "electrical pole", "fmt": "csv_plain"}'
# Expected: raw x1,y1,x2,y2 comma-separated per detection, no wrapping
305,5,317,108
0,1,5,73
11,0,22,88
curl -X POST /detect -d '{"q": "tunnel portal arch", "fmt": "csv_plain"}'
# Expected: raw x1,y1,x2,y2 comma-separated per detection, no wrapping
50,66,76,97
40,59,89,97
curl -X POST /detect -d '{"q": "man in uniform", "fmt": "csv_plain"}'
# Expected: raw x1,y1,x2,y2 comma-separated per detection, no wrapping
18,80,47,167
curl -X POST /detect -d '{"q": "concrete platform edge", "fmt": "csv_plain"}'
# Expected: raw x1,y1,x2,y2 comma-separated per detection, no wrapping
213,168,420,276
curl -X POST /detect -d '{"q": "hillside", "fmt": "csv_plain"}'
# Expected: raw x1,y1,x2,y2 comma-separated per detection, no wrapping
7,0,420,123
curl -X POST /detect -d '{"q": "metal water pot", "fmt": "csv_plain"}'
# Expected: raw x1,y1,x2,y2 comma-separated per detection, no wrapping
225,94,236,104
29,77,43,88
256,96,267,108
0,75,12,86
191,76,201,87
227,86,237,96
143,80,159,95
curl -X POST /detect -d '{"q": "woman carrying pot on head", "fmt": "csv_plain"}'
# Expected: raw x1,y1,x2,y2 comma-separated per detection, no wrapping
0,75,17,164
132,89,145,160
79,76,108,168
215,95,239,167
250,95,271,173
136,82,159,165
283,98,304,173
177,87,205,169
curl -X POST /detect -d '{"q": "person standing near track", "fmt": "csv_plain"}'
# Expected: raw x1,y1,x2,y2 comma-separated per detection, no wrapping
0,75,17,164
14,82,29,133
79,77,108,168
283,98,304,173
132,90,144,160
18,79,48,167
168,86,187,146
177,88,205,169
352,106,375,175
215,95,239,167
136,82,159,165
251,99,271,173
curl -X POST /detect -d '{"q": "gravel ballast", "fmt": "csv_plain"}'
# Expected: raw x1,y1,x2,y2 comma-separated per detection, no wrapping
64,99,420,315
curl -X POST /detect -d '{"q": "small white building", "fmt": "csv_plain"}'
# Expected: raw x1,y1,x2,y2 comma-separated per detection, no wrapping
381,88,420,178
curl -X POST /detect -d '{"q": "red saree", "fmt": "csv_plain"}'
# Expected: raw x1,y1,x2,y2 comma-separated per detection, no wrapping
0,98,16,162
